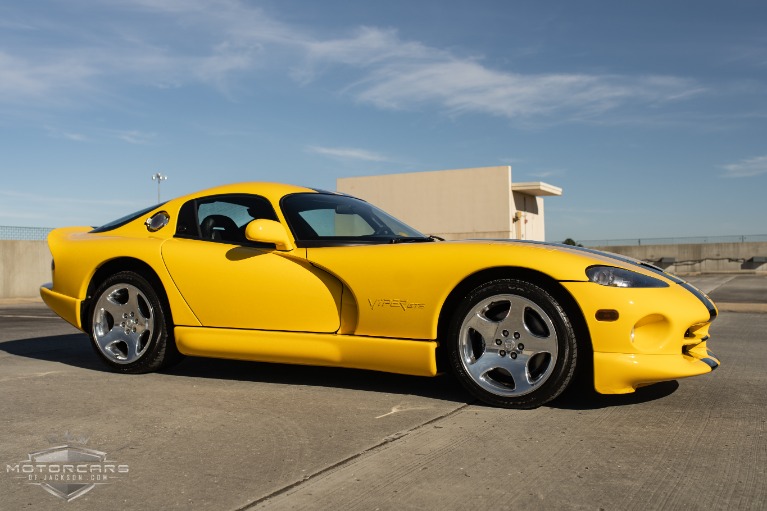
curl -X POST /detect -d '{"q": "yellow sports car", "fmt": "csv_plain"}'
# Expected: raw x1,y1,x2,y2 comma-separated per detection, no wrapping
40,182,719,408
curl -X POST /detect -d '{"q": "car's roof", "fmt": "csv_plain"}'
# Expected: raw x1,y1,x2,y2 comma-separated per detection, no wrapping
174,182,322,204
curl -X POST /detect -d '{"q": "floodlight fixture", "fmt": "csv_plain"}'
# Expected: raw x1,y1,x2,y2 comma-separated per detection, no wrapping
152,172,168,203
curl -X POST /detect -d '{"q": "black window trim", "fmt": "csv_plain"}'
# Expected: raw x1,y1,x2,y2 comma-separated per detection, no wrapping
173,193,279,250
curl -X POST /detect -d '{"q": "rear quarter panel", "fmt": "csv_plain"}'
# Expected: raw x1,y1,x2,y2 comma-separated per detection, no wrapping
47,227,200,329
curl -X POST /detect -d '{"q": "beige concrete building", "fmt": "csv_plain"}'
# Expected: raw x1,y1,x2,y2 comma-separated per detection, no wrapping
337,166,562,241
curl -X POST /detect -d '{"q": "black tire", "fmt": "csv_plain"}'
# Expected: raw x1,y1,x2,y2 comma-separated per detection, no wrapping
89,271,181,373
447,278,577,408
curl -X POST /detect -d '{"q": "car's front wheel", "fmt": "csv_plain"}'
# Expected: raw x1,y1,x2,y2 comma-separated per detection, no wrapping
89,271,179,373
447,279,577,408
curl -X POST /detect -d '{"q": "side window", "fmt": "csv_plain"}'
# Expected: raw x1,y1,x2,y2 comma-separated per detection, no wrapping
175,194,278,245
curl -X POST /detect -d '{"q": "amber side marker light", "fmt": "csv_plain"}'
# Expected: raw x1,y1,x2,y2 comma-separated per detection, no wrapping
595,309,620,322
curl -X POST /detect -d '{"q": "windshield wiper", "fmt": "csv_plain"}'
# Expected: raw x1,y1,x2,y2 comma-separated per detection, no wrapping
389,236,434,244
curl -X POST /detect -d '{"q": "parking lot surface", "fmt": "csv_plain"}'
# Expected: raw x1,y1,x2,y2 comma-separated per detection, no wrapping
1,275,765,510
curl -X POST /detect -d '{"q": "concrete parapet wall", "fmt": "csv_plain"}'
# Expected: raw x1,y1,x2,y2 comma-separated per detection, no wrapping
1,240,765,300
594,242,767,274
0,241,51,299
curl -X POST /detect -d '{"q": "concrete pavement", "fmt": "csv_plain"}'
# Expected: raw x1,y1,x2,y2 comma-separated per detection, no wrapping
0,275,764,510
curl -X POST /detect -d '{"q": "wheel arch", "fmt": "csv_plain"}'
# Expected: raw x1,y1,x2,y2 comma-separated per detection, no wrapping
82,257,173,334
436,266,593,383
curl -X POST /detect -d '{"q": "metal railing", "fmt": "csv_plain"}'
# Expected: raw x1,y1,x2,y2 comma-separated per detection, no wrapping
0,226,54,241
3,225,767,247
579,234,767,247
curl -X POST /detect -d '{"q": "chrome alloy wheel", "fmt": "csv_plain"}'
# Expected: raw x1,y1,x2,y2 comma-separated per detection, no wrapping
92,283,154,364
458,293,559,397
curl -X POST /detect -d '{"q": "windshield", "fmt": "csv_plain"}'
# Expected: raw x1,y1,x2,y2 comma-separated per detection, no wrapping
281,193,428,245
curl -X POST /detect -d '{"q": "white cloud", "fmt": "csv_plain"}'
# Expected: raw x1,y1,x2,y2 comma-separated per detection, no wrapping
43,125,159,144
722,155,767,178
0,51,97,103
306,145,391,162
0,20,37,31
112,130,157,144
0,1,705,123
45,126,89,142
529,169,567,179
304,27,439,67
348,59,701,120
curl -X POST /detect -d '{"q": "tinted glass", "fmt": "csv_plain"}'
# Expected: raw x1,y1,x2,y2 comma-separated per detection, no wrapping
91,203,166,233
177,194,278,245
281,193,426,243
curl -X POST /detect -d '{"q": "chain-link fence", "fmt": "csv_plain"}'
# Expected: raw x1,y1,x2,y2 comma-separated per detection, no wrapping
0,226,54,241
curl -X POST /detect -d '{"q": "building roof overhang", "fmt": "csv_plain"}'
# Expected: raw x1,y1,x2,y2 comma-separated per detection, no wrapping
511,182,563,197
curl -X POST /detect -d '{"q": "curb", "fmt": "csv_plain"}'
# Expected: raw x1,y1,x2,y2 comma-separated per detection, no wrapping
715,302,767,313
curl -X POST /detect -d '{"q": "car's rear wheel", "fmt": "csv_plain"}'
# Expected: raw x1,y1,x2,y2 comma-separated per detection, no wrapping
447,279,577,408
89,271,179,373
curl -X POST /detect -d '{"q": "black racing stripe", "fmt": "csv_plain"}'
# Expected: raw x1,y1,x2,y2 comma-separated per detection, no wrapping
701,357,719,370
680,282,718,321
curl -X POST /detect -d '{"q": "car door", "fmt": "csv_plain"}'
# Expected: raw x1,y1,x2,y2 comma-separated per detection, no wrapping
161,193,342,333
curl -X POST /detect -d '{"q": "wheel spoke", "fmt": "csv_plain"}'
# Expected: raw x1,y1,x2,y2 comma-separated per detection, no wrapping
496,302,527,339
128,291,152,322
465,312,499,342
467,352,503,379
498,354,535,393
123,332,142,361
101,296,126,320
134,320,150,336
96,328,123,353
518,334,556,357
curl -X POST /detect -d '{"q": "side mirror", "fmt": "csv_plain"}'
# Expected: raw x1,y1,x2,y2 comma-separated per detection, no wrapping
244,219,295,251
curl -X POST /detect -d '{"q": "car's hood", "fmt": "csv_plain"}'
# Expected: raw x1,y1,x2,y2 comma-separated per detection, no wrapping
468,238,716,319
471,238,682,282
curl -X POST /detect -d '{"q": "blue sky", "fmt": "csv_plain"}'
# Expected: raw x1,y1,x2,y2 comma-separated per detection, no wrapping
1,0,765,242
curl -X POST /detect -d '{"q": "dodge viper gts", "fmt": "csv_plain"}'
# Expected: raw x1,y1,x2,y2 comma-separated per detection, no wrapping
40,182,719,408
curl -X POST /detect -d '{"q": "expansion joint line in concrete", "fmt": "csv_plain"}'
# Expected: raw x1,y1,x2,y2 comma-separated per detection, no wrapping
235,402,472,511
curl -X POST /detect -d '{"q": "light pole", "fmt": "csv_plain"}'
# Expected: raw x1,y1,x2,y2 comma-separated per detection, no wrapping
152,173,167,203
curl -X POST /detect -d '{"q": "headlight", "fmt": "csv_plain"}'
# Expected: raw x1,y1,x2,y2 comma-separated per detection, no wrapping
586,266,669,288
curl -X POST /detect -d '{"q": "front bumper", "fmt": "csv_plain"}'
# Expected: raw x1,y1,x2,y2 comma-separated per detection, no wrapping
594,343,719,394
562,279,720,394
